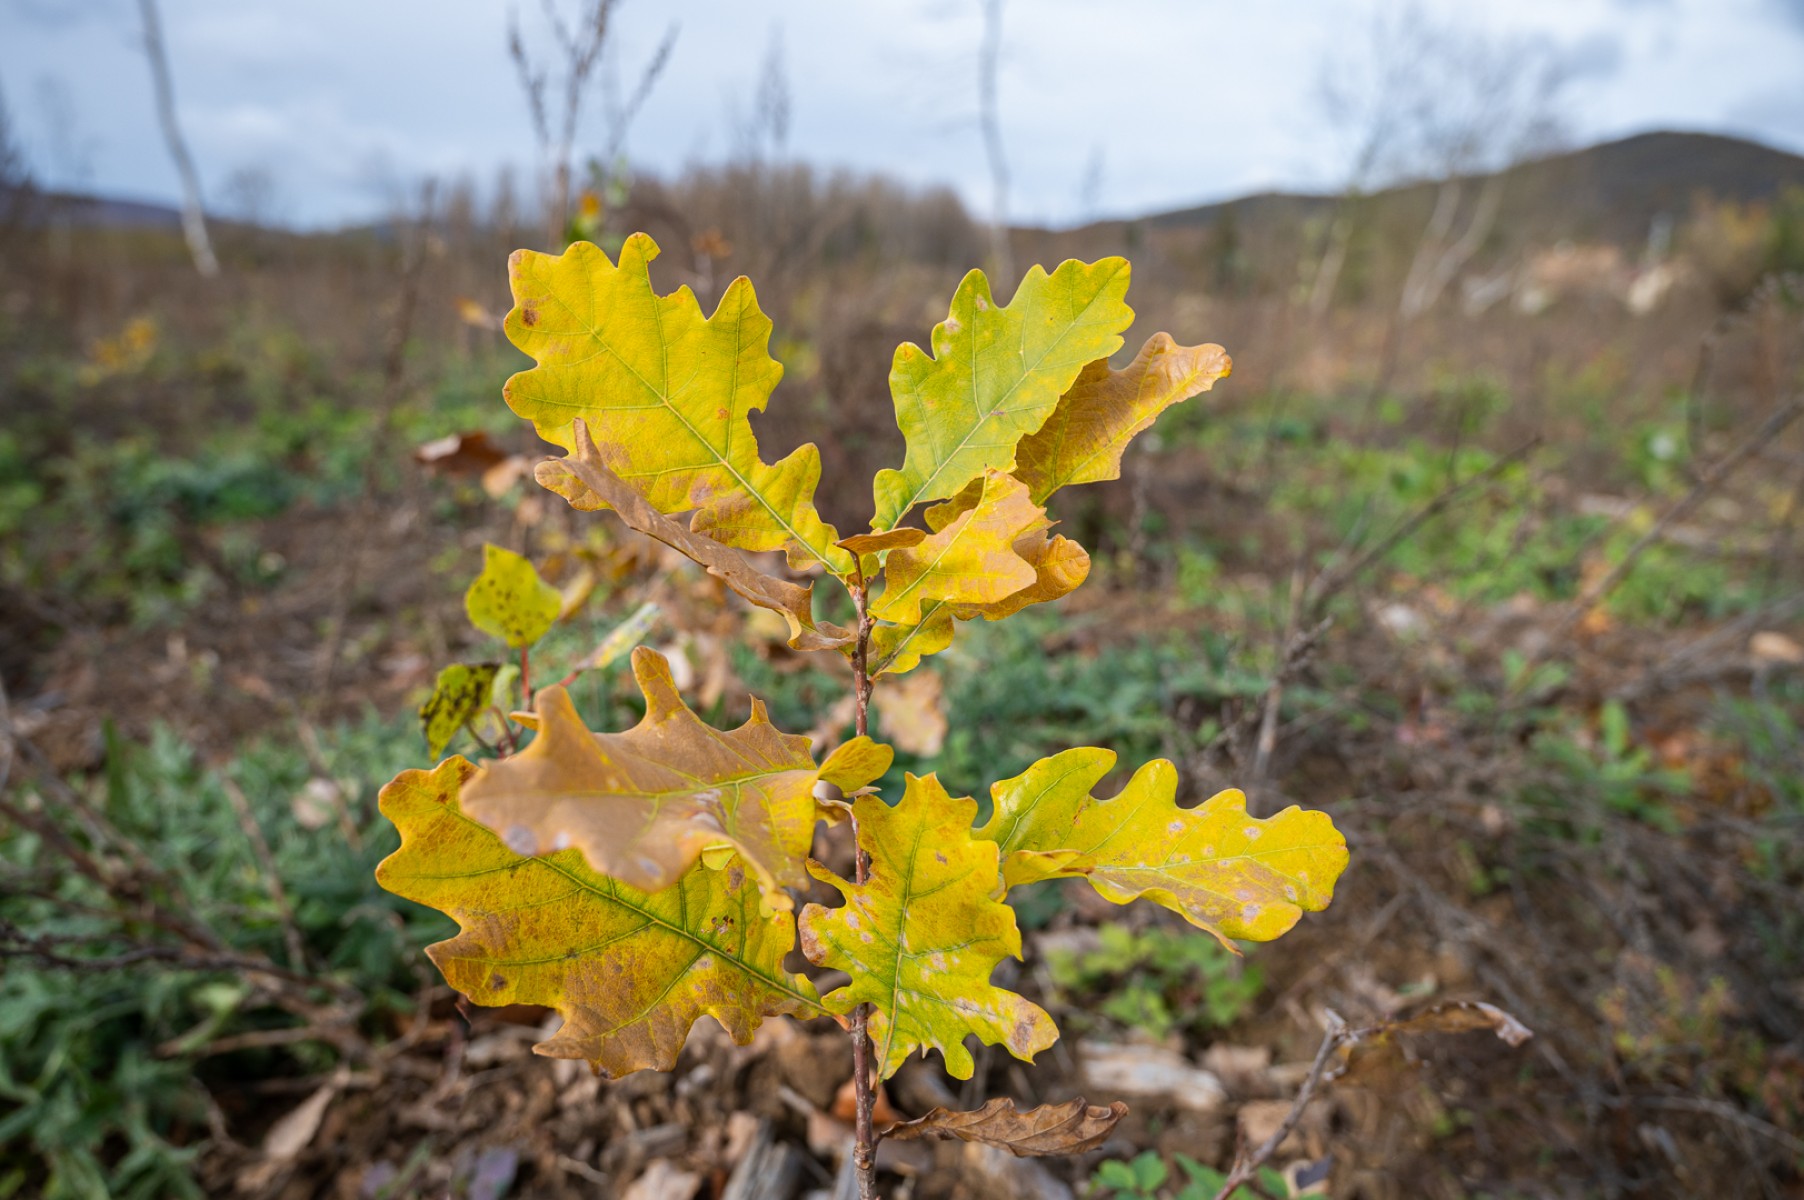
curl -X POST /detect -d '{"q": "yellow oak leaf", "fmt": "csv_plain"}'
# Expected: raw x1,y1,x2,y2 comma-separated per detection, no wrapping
799,774,1059,1080
503,235,851,575
466,543,562,649
375,757,823,1078
952,532,1090,621
869,603,956,678
1014,334,1231,504
419,662,500,759
869,470,1043,626
460,648,891,910
975,748,1348,948
870,257,1133,530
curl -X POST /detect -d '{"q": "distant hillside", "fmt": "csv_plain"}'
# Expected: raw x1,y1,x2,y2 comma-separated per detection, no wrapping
13,130,1803,251
1117,131,1804,247
2,187,186,230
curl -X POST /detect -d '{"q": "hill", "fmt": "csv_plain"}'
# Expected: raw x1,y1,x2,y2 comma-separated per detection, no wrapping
1108,130,1804,247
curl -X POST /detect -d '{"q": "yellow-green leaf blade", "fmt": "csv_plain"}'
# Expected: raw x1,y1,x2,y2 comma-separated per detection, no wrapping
870,257,1133,530
799,774,1058,1080
460,648,854,911
503,236,851,574
870,604,956,678
419,662,501,759
977,748,1348,946
375,757,822,1078
466,543,563,649
869,470,1043,626
1015,334,1232,504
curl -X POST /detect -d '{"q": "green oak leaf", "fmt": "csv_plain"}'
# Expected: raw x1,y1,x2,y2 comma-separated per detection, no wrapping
870,256,1132,530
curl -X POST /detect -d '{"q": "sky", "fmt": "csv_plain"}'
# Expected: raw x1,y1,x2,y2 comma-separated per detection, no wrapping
3,0,1803,230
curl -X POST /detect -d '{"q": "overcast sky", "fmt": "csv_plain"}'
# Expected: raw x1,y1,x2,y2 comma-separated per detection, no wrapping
4,0,1803,229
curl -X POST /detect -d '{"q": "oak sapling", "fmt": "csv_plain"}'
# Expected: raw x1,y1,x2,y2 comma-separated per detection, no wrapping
375,234,1349,1197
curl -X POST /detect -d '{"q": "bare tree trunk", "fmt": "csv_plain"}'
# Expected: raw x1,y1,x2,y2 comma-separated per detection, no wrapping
1398,179,1461,320
1399,175,1502,320
1308,205,1354,318
137,0,218,278
977,0,1011,284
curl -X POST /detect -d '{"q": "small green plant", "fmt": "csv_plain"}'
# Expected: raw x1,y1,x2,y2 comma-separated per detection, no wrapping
1091,1149,1289,1199
1527,699,1689,832
0,719,437,1200
1048,925,1265,1039
373,236,1350,1195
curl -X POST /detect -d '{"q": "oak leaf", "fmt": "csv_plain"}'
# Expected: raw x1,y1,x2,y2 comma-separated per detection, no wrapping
540,420,853,652
419,663,500,759
461,648,890,910
1014,334,1231,504
880,1096,1128,1157
976,748,1348,947
870,257,1132,530
869,470,1043,625
375,757,822,1077
504,236,851,574
869,604,956,678
466,543,562,649
799,774,1058,1079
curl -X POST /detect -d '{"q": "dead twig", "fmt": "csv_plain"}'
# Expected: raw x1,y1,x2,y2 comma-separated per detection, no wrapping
1212,1009,1348,1200
1305,434,1541,622
1560,397,1804,638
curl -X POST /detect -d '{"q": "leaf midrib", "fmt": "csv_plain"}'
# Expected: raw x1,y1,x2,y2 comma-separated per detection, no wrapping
525,263,842,572
883,261,1128,526
442,804,825,1016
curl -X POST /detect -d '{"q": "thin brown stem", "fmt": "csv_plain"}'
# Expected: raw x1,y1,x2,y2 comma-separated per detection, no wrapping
521,645,535,709
1212,1011,1348,1200
847,566,880,1199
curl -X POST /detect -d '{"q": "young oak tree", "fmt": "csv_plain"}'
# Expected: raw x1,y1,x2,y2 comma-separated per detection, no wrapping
376,234,1349,1196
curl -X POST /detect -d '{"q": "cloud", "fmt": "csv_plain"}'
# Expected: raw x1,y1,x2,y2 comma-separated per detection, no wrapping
1564,31,1626,81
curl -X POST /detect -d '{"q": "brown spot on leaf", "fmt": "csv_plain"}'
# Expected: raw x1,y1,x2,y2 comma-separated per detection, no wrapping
489,972,507,992
520,303,539,327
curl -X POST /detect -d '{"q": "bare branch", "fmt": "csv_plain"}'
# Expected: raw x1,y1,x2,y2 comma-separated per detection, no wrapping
1561,397,1804,637
136,0,218,277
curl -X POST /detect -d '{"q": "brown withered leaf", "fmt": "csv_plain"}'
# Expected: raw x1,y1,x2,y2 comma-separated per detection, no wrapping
880,1096,1128,1157
461,647,892,910
872,666,947,756
1375,1000,1534,1046
1339,1001,1534,1086
539,420,853,653
415,430,509,475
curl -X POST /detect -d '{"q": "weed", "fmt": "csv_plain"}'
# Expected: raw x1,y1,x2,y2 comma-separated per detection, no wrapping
1089,1149,1289,1199
1048,925,1265,1040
